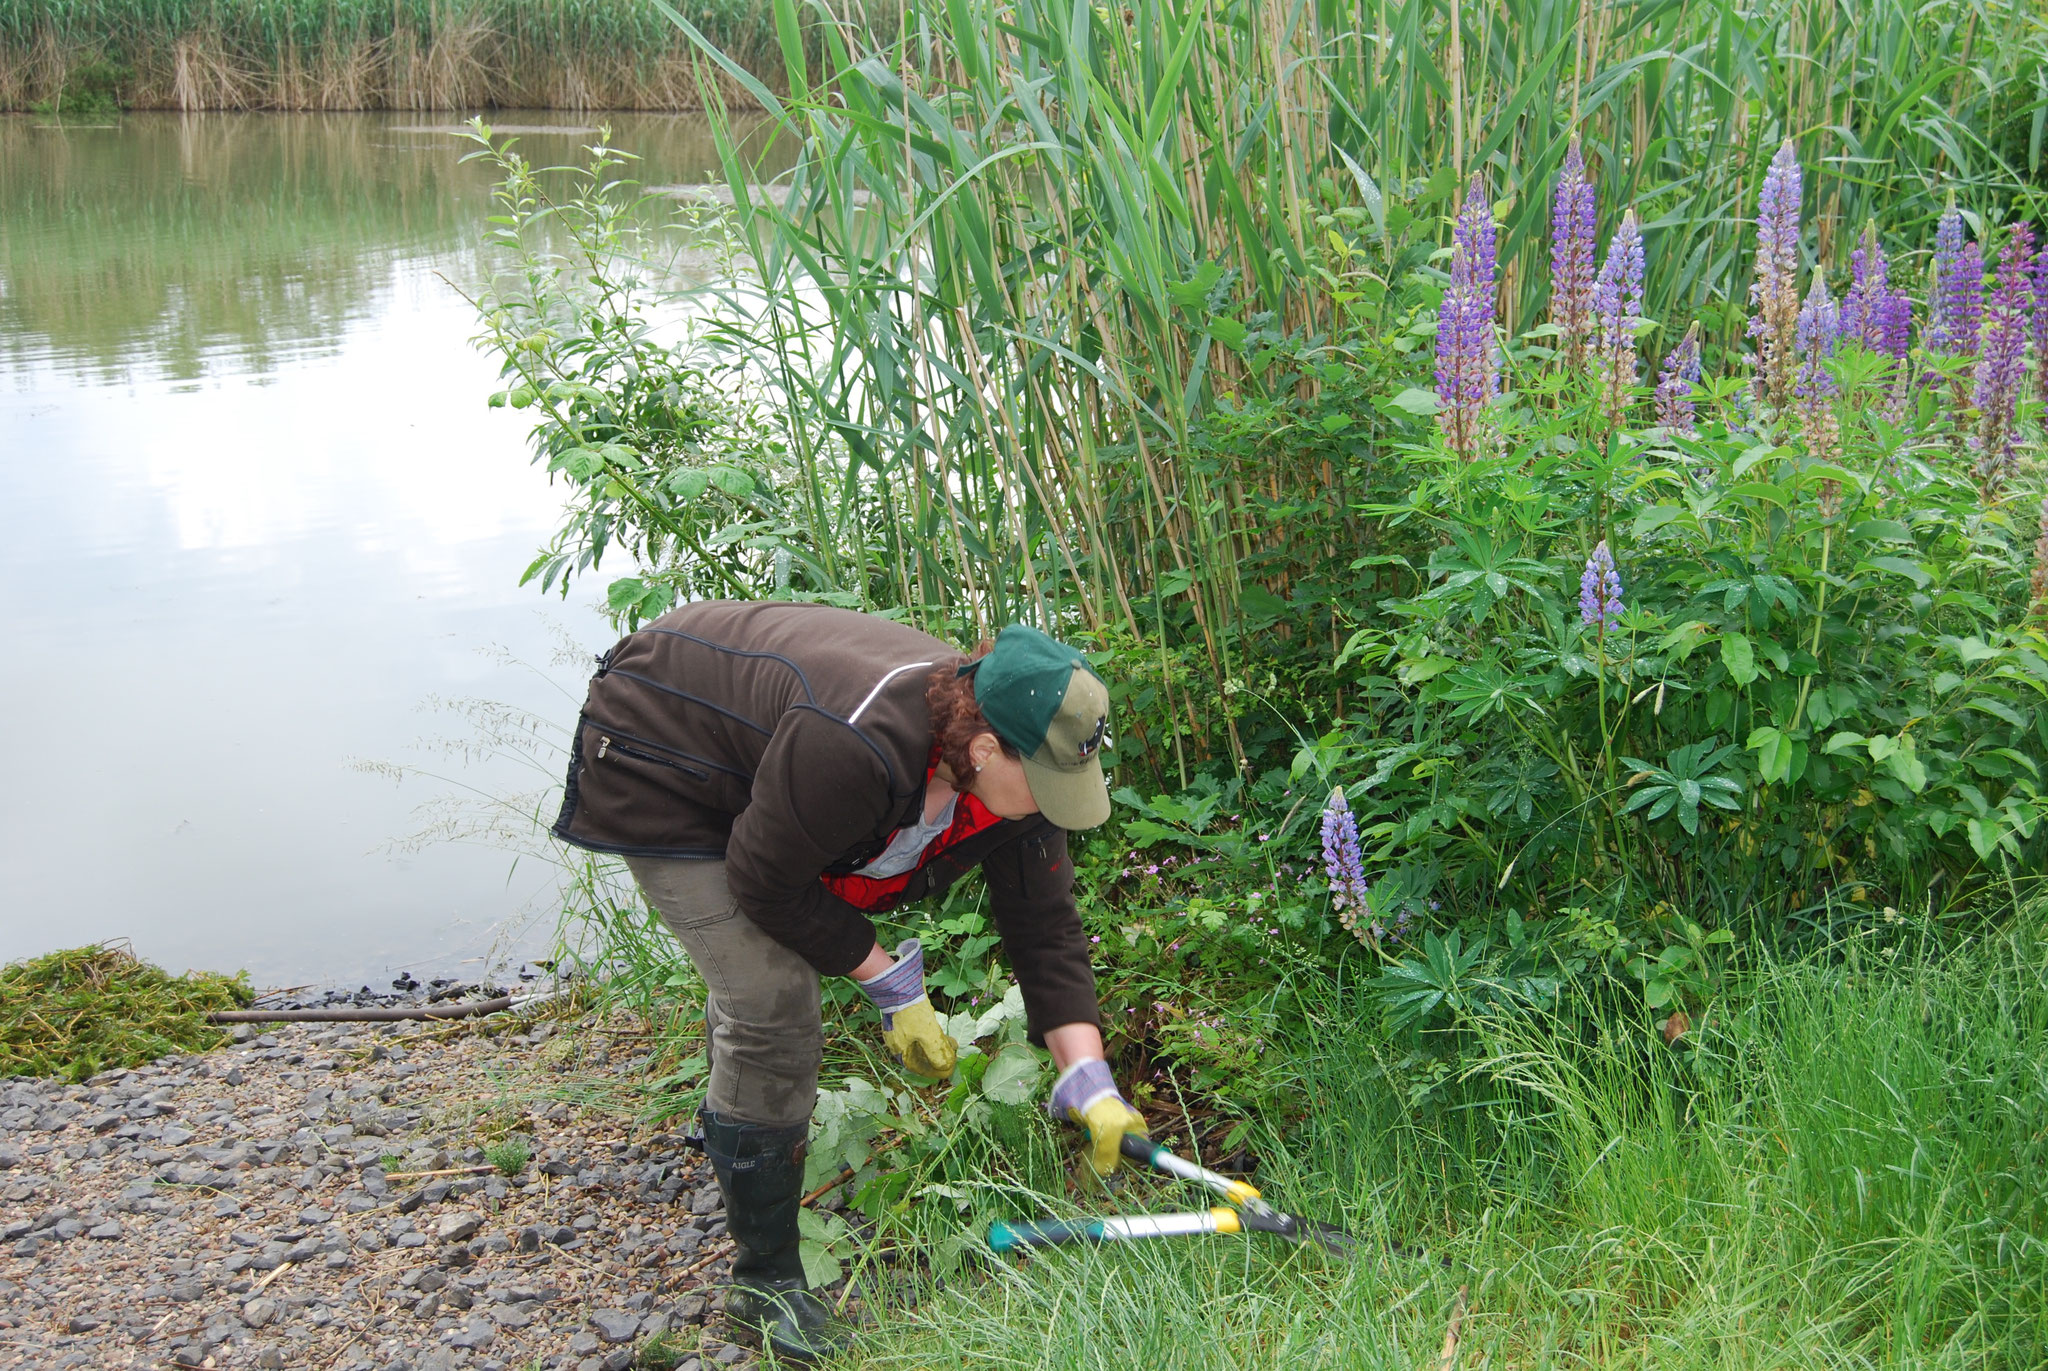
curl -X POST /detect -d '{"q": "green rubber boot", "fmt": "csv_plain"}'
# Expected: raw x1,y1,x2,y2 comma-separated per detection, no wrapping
700,1108,855,1365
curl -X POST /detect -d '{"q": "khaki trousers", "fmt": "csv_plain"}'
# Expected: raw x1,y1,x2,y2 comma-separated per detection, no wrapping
624,856,823,1128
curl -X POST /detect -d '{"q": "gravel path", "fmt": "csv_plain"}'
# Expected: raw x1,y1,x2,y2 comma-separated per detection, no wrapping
0,1008,798,1371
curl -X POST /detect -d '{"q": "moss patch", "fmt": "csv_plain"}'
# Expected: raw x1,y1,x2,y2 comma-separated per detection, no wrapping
0,943,253,1082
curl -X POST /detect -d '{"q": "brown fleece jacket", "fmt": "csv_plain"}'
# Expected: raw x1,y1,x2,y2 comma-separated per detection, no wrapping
552,601,1100,1041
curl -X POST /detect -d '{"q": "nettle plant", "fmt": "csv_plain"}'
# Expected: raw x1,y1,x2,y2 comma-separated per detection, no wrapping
1328,141,2048,1026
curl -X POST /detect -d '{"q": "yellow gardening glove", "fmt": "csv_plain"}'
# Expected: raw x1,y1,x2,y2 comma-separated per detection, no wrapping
1049,1058,1147,1189
858,938,958,1079
1073,1094,1149,1187
878,994,958,1079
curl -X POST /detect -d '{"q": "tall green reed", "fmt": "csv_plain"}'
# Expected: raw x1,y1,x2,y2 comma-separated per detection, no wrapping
658,0,2042,775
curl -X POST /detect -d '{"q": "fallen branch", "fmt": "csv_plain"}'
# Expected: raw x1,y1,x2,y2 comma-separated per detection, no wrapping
379,1164,497,1181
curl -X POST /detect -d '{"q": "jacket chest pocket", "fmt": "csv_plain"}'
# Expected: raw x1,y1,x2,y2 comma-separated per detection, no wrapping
594,733,712,782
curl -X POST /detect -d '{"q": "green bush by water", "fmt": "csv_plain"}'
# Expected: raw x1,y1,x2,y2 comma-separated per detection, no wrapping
0,943,253,1082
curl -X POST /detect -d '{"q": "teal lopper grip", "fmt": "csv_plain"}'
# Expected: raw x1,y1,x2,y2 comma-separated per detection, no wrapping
988,1218,1107,1253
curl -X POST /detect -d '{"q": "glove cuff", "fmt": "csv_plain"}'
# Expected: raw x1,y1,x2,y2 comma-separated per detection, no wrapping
855,938,926,1015
1047,1057,1119,1119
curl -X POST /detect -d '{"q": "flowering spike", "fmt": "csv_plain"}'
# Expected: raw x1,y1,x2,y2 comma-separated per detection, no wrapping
1578,540,1626,630
1435,176,1499,459
1843,221,1911,360
1550,140,1598,367
1592,209,1646,425
2031,240,2048,409
1747,141,1803,411
1321,787,1372,940
1796,270,1842,467
1927,205,1984,357
1972,222,2034,500
1655,322,1702,433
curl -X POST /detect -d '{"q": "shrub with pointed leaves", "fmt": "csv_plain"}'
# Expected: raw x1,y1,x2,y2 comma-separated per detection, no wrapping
1655,324,1702,433
1972,223,2034,499
1747,141,1803,411
1550,141,1598,368
1435,176,1498,459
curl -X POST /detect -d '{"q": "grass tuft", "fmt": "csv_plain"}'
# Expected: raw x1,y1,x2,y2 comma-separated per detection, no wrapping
0,942,252,1083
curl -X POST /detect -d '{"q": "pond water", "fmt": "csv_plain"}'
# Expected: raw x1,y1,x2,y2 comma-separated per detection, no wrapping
0,112,752,988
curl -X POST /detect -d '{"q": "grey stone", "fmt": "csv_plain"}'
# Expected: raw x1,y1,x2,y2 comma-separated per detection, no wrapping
436,1211,484,1243
589,1309,640,1344
673,1294,709,1322
414,1292,443,1321
601,1351,635,1371
51,1218,85,1240
416,1269,448,1293
567,1330,601,1356
160,1126,195,1147
447,1317,495,1350
640,1310,672,1340
256,1349,288,1370
87,1220,121,1239
515,1225,542,1253
713,1344,744,1365
169,1278,205,1301
65,1315,103,1333
242,1297,281,1328
397,1232,429,1248
490,1301,536,1329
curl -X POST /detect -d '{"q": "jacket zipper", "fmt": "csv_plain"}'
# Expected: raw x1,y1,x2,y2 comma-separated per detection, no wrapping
597,736,710,781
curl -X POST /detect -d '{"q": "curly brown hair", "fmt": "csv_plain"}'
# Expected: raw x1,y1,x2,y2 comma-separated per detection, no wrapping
926,641,1018,788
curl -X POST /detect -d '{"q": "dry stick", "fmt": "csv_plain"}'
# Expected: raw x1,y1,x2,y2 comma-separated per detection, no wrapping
1438,1284,1470,1371
676,1240,735,1280
250,1258,296,1294
380,1164,497,1181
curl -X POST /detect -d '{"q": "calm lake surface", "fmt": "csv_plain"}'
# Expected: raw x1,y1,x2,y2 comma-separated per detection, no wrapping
0,112,748,987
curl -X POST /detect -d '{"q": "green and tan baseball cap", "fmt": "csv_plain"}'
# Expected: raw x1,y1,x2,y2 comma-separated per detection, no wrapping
965,624,1113,830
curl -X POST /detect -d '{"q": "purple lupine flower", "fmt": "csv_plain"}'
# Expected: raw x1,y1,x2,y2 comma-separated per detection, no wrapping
1747,141,1803,411
1435,176,1498,459
1926,206,1983,357
1579,540,1625,630
1655,323,1702,433
1320,787,1372,939
1795,271,1842,466
1550,140,1598,367
1842,221,1911,360
1592,210,1646,424
2031,241,2048,409
1972,222,2034,499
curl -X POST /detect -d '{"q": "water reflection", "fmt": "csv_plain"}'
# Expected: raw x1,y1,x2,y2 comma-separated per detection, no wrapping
0,112,753,986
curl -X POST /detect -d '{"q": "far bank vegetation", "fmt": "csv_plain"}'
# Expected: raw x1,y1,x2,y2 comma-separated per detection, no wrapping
0,0,788,112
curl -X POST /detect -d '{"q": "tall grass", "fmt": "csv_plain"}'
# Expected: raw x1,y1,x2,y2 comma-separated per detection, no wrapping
669,0,2047,772
858,909,2048,1367
0,0,790,110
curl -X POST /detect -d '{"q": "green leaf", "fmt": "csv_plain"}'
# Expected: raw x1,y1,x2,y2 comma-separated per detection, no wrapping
1858,556,1932,589
1823,731,1867,756
1885,736,1928,793
1966,816,2002,862
1387,387,1441,416
1720,633,1758,686
1633,504,1687,537
979,1046,1043,1106
1748,726,1794,785
1208,316,1249,349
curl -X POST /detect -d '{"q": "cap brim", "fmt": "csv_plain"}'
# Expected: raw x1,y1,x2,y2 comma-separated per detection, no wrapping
1020,753,1112,830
